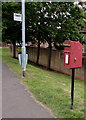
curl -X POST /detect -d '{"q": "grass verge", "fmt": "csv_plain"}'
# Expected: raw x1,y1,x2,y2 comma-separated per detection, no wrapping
2,47,85,119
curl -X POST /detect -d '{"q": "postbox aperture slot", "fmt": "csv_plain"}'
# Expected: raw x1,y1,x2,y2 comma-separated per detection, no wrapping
63,43,71,47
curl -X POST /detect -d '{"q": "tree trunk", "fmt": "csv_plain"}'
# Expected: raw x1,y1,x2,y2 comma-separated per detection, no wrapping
36,39,40,65
13,41,16,58
47,40,52,70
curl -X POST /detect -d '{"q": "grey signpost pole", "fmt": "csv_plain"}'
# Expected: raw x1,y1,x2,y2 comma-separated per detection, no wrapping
22,0,26,77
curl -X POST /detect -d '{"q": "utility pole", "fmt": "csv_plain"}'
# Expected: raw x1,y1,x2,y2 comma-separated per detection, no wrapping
22,0,26,77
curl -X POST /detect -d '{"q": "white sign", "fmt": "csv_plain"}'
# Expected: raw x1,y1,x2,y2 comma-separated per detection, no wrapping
13,13,22,22
65,54,69,64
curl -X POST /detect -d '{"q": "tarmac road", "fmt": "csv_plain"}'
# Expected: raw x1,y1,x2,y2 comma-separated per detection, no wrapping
2,62,54,118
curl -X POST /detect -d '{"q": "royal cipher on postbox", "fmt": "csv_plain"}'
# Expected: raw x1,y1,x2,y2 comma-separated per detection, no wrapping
64,40,82,69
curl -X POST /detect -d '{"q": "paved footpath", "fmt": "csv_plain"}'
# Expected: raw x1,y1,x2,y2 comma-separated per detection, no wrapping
2,62,54,118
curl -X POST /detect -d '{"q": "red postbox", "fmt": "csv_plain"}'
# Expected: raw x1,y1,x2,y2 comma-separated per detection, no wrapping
64,40,82,69
64,40,82,109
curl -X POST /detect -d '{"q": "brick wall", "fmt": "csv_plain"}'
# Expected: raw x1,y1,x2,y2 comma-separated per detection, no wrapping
11,46,85,81
27,47,84,81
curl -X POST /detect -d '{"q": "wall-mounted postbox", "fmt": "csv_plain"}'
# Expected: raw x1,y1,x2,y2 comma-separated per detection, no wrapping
64,40,82,69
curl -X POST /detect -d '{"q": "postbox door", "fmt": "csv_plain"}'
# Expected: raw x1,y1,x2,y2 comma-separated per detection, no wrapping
70,42,82,68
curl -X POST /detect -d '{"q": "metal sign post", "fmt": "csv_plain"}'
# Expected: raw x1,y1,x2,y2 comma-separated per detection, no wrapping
22,0,26,77
13,0,27,77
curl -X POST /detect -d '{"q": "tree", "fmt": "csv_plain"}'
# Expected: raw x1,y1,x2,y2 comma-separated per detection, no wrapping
2,2,85,67
2,2,21,58
32,2,85,69
53,2,84,45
